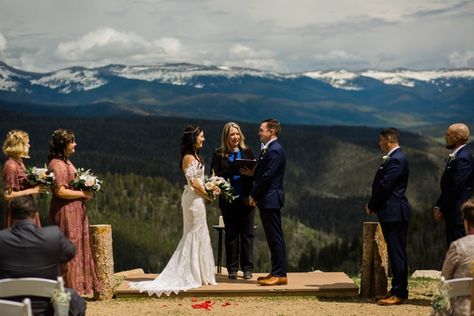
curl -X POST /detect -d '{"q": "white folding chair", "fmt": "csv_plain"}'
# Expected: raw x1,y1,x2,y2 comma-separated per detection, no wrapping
440,276,472,298
0,298,33,316
0,277,67,316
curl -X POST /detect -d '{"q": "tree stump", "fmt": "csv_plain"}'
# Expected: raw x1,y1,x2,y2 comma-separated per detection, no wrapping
360,222,388,298
90,224,114,300
471,260,474,316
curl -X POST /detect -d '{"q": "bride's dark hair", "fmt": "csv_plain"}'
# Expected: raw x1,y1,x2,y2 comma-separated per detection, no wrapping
180,125,203,167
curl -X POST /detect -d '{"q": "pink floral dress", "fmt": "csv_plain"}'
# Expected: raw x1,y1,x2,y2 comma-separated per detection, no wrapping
2,158,41,228
49,158,101,295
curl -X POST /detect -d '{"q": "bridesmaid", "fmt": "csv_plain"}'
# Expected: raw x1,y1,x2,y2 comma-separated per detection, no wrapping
48,128,100,295
2,129,45,227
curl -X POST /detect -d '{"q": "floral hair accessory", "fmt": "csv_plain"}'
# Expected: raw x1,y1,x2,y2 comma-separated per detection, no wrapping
184,126,200,134
51,129,67,138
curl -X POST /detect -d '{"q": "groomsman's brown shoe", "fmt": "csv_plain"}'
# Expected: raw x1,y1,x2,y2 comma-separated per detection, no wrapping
258,276,288,286
377,295,405,305
374,291,392,300
257,273,273,281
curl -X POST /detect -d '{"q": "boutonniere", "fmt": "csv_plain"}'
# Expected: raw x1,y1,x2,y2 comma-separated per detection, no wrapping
448,153,456,162
260,144,268,156
382,155,390,162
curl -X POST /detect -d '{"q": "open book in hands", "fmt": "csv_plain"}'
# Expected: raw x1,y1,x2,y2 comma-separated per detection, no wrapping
228,158,257,175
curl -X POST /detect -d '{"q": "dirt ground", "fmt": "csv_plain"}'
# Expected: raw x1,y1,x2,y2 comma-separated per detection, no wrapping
87,278,437,316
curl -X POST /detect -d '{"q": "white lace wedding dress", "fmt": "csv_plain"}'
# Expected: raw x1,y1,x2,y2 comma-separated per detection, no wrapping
129,159,217,296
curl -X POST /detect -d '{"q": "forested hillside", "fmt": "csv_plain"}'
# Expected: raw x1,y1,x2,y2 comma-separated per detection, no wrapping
0,109,452,274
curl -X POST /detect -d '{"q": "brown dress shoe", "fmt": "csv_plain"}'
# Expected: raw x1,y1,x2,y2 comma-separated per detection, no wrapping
258,276,288,286
256,273,273,281
374,291,392,300
377,295,405,305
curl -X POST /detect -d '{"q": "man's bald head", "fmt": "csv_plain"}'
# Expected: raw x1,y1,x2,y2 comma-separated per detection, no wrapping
446,123,470,149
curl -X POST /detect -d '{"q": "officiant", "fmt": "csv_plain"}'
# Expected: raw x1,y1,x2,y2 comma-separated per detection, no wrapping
211,122,256,280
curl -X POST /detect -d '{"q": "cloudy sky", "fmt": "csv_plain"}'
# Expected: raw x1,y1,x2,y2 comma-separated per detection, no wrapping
0,0,473,72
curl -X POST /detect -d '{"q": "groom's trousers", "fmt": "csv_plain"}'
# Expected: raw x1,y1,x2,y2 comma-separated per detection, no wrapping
259,207,287,277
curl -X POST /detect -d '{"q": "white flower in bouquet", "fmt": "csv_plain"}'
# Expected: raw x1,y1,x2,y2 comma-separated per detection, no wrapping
70,168,103,192
205,181,216,191
204,175,238,203
26,166,55,186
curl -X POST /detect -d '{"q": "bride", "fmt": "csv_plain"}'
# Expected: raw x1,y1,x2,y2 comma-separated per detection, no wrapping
129,125,217,296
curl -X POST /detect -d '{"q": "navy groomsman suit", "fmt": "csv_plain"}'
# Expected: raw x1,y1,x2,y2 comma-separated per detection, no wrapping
251,139,287,278
368,147,411,301
436,144,474,245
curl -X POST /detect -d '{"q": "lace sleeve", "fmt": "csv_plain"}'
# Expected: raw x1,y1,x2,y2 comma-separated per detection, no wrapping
184,161,200,183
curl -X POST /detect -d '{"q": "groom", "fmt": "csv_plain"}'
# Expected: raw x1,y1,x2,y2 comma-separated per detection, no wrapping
249,118,287,286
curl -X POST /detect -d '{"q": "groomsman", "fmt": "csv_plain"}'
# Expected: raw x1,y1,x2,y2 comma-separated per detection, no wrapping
366,128,411,305
434,123,474,246
249,118,288,286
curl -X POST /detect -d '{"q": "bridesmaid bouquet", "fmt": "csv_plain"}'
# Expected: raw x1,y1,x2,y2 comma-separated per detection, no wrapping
26,166,55,186
70,168,102,192
204,175,237,202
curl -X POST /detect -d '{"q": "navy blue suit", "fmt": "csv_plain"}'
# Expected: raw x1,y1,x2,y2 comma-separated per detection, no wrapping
251,139,287,277
436,145,474,245
368,148,411,299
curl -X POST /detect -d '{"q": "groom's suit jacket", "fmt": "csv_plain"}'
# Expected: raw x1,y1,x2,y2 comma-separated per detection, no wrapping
368,148,411,222
436,145,474,225
251,140,286,209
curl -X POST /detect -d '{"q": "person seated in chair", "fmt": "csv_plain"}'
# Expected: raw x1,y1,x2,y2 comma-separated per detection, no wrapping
0,196,86,316
441,197,474,316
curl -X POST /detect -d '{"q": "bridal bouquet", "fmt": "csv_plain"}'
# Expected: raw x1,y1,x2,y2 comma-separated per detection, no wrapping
70,168,102,192
26,166,55,186
204,175,237,203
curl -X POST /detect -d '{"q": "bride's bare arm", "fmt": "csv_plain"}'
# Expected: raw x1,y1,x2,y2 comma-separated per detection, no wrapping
182,155,213,201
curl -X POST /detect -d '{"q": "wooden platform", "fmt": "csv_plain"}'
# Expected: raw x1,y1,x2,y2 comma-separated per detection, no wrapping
115,270,359,298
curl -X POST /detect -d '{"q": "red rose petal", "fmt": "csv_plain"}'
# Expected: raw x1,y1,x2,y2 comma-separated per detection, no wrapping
191,300,214,310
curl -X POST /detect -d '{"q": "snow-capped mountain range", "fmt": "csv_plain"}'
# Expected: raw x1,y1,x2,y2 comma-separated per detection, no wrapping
0,61,473,127
2,61,474,93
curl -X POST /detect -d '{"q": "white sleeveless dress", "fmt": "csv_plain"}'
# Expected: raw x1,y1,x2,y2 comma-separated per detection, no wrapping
129,160,217,296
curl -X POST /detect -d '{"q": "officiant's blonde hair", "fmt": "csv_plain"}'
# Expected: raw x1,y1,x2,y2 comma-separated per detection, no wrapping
2,129,30,158
218,122,248,157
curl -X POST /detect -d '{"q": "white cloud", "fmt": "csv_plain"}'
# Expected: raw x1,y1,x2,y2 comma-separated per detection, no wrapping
313,50,359,61
448,50,474,68
56,27,184,63
0,32,6,51
311,50,369,69
1,1,473,71
225,43,283,71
